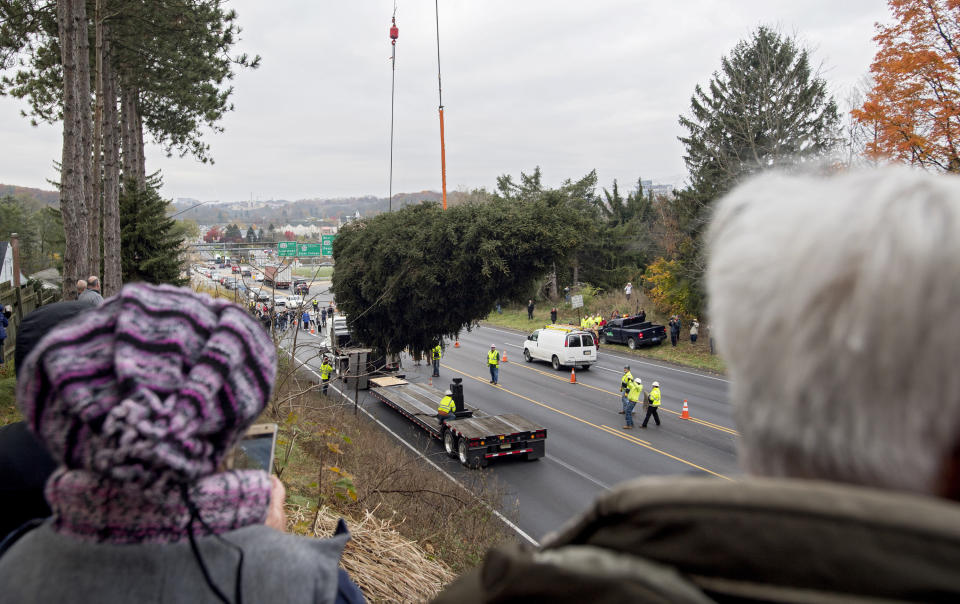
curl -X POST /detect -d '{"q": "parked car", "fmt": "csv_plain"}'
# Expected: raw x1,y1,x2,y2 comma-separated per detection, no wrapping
523,325,598,371
273,295,288,307
241,268,252,277
600,315,667,349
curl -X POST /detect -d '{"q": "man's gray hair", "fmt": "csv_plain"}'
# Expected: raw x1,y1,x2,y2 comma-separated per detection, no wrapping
707,168,960,495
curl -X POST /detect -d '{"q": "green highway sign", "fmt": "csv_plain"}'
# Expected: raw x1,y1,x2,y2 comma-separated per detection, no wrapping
298,243,324,257
321,234,336,256
277,241,298,257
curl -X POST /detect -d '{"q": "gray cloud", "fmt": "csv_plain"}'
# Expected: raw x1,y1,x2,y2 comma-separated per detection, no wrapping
0,0,889,202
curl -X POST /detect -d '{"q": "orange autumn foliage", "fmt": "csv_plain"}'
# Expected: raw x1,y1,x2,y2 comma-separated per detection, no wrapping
853,0,960,171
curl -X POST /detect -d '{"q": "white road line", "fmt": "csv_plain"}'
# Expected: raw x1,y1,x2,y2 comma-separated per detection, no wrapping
546,454,609,490
290,352,541,548
479,325,729,383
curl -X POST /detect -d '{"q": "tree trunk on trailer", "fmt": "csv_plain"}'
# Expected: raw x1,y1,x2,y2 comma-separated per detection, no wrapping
57,0,89,300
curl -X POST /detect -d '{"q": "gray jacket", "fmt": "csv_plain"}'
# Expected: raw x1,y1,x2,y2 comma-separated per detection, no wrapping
77,288,104,306
433,476,960,603
0,521,350,603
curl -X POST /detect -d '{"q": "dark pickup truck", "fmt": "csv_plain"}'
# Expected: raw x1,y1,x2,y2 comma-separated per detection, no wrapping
600,315,667,349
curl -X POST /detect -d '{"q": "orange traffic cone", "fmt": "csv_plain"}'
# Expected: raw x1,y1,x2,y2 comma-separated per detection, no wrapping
310,327,315,334
454,340,460,348
681,400,690,419
570,367,576,383
502,351,508,363
428,376,433,387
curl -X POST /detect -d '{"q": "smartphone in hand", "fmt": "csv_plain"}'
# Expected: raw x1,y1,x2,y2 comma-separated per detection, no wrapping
231,423,278,473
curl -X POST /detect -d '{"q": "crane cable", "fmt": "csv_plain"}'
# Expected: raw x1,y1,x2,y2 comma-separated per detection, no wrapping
388,1,398,212
435,0,447,210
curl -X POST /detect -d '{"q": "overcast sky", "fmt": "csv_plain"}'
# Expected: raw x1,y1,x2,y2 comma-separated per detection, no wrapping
0,1,890,203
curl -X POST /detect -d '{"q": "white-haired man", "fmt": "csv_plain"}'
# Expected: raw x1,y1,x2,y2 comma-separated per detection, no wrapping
433,168,960,603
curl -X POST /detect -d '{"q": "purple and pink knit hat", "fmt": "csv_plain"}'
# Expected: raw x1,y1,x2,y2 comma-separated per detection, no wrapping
17,283,277,485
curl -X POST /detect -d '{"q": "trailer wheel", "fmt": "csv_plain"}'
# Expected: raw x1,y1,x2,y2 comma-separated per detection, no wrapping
627,337,638,350
523,349,532,362
443,429,457,458
551,355,561,371
458,437,486,469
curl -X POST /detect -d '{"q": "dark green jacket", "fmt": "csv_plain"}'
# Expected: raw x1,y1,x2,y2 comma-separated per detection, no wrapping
433,476,960,603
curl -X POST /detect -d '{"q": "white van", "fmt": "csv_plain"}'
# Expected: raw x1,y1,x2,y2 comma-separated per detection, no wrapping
522,326,598,371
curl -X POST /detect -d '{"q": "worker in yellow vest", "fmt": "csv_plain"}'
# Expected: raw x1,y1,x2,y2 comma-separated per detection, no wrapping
437,388,456,424
624,377,642,429
619,366,633,414
641,381,662,428
487,344,500,385
432,343,442,378
319,356,333,395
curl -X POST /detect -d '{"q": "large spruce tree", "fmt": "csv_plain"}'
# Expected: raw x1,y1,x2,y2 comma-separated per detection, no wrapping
120,174,186,285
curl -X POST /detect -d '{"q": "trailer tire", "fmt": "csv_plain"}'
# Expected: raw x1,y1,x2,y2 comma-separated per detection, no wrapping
458,437,486,469
551,355,561,371
443,429,457,458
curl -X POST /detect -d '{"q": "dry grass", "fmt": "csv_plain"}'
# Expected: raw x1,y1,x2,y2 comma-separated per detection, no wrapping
266,364,517,601
289,504,456,603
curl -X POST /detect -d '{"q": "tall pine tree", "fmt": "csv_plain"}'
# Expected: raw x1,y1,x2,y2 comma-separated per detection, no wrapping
120,174,186,285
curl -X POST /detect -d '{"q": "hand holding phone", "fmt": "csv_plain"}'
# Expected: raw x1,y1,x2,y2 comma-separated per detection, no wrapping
231,423,278,473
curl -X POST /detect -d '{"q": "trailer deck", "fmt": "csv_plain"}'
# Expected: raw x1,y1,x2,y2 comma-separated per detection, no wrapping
369,376,546,468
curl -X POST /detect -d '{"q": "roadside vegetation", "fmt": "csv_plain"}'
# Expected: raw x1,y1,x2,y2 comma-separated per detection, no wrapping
483,290,725,374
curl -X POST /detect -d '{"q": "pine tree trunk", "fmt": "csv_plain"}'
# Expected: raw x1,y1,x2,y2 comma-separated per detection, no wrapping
549,262,558,300
92,0,103,282
133,96,146,188
57,0,89,300
573,261,580,285
75,0,95,279
120,82,134,181
102,19,122,296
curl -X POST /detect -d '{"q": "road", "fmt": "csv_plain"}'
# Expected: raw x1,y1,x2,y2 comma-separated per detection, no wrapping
192,257,738,542
285,317,737,543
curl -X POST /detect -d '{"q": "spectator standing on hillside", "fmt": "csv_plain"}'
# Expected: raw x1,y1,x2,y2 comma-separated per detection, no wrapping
690,319,700,343
527,299,535,320
550,307,558,324
624,281,632,301
638,308,646,322
669,317,680,346
78,276,103,307
76,279,86,299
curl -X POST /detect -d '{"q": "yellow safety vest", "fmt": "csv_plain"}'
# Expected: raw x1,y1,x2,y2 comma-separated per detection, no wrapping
438,395,456,414
627,379,642,403
320,362,333,380
432,345,442,360
621,371,633,391
487,350,500,366
649,387,661,406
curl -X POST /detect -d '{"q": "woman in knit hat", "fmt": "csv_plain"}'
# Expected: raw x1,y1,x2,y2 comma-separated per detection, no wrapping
0,283,363,603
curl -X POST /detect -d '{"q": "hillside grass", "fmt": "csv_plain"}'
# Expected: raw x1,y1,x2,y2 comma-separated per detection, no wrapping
483,291,726,374
292,266,333,279
0,364,17,425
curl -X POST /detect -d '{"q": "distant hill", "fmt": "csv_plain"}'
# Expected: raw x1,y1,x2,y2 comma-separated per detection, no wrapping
1,182,472,225
0,184,59,206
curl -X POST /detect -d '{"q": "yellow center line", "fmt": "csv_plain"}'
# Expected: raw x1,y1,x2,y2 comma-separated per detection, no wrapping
443,363,730,480
500,359,739,436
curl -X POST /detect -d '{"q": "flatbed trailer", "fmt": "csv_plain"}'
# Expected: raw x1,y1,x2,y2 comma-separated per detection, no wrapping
369,376,546,468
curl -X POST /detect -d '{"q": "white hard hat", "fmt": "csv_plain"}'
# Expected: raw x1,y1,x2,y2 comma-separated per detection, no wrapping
444,389,452,395
490,344,496,348
652,381,660,387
